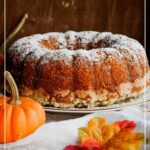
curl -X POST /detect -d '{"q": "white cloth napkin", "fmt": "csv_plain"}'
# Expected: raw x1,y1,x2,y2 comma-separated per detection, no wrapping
0,106,150,150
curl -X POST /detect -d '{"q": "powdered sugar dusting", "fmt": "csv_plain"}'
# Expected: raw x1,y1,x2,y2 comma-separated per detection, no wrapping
8,31,146,64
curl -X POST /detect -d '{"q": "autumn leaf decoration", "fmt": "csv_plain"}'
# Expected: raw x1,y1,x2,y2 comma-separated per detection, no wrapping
64,117,144,150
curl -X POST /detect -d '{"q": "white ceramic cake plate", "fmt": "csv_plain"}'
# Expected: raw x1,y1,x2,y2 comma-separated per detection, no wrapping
44,87,150,114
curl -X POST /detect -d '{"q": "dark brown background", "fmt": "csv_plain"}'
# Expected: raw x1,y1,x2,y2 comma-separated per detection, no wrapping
0,0,149,58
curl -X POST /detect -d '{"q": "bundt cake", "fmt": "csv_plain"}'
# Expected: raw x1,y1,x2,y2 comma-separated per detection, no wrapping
6,31,150,108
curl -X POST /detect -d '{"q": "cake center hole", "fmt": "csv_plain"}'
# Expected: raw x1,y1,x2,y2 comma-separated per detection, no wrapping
39,37,117,50
39,38,58,50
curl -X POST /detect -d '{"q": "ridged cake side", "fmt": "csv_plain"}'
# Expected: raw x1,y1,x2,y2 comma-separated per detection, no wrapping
6,31,150,108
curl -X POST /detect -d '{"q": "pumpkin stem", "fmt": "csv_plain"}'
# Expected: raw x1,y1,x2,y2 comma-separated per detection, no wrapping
4,71,21,105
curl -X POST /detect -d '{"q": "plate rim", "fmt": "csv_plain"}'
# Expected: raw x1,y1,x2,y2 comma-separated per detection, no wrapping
44,91,150,113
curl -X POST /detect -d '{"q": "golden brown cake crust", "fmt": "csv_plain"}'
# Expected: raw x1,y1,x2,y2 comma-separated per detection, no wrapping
6,31,150,108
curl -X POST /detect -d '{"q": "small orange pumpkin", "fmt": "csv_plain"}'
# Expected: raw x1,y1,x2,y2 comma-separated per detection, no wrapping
0,71,46,143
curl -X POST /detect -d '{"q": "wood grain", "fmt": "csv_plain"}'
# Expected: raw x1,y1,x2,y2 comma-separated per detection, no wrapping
0,0,145,48
147,0,150,59
0,0,4,44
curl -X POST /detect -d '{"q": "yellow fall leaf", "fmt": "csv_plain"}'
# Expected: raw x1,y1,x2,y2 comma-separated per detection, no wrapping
104,131,144,150
78,117,144,150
